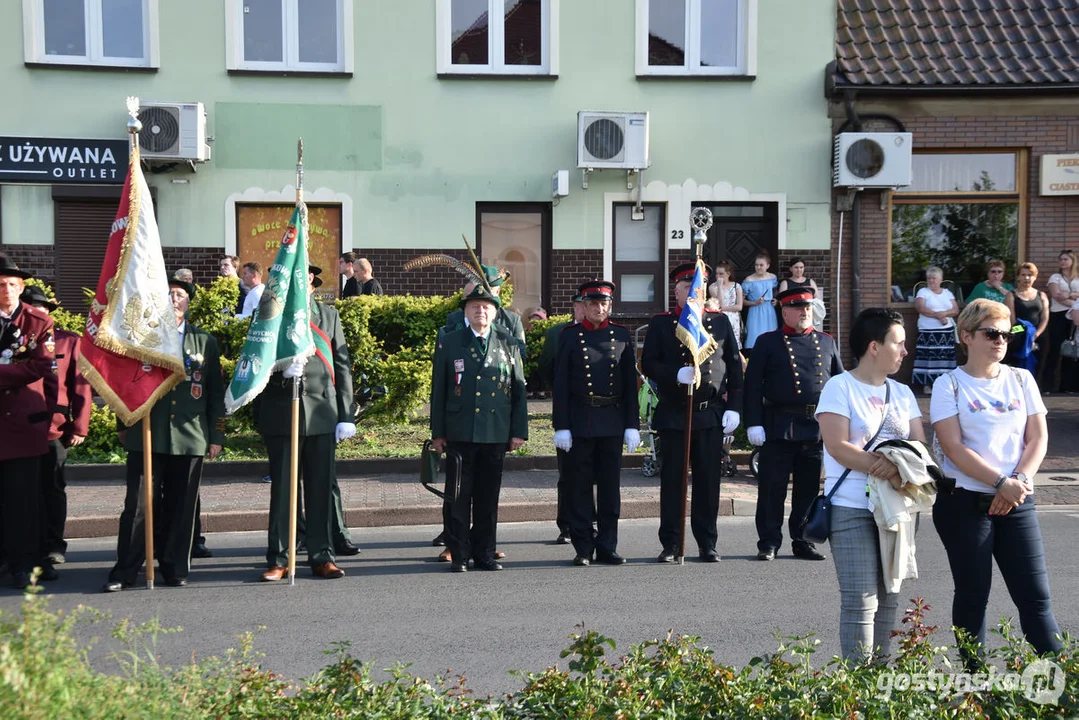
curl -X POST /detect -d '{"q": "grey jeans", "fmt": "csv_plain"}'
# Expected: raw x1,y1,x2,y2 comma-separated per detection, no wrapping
830,504,899,662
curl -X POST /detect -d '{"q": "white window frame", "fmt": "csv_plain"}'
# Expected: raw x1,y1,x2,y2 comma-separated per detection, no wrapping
225,0,353,73
436,0,559,76
634,0,757,77
22,0,160,68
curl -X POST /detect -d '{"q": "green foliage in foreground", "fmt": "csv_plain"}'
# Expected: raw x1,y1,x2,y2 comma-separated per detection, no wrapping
1,589,1075,719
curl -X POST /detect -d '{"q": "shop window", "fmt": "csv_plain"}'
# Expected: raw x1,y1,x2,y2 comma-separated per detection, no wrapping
635,0,756,77
226,0,351,73
612,203,665,314
890,151,1023,302
436,0,556,76
24,0,159,68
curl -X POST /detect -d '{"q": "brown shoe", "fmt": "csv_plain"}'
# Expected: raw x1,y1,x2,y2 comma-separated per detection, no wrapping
495,550,506,560
260,565,287,582
312,562,345,579
438,549,453,562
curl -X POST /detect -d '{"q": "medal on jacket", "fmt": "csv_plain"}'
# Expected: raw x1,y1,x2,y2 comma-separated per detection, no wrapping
454,358,464,389
191,383,203,400
0,349,11,365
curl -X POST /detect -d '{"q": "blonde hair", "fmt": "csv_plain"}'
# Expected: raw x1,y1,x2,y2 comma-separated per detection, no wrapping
956,298,1010,346
1019,262,1038,277
1060,250,1078,282
986,258,1006,272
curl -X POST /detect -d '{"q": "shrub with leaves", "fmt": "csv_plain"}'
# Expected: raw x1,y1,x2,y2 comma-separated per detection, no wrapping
22,278,86,334
68,404,125,463
523,315,572,383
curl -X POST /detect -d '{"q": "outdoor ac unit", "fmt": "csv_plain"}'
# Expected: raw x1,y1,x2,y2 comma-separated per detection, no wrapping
832,132,912,188
577,111,650,170
136,102,211,162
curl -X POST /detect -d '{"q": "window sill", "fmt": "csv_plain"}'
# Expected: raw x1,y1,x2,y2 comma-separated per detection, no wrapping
227,69,353,78
25,62,157,73
438,72,557,80
636,73,755,81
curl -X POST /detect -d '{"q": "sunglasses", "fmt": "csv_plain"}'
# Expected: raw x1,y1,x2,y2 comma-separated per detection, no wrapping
977,328,1015,342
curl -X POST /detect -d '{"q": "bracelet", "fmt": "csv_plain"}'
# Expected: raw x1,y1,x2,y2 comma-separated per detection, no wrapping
994,474,1008,490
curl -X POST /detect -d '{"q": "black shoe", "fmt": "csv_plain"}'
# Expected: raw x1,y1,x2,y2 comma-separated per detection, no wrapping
657,548,677,563
191,543,213,559
699,550,721,563
792,543,826,561
757,548,777,561
334,540,361,556
165,577,188,587
37,565,60,582
46,552,66,565
595,552,626,565
572,556,590,567
432,531,447,547
296,542,306,554
450,562,468,573
555,531,571,545
10,572,31,590
474,559,503,571
102,580,133,593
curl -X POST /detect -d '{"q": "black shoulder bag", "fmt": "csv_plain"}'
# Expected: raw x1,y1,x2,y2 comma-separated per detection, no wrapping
800,381,890,545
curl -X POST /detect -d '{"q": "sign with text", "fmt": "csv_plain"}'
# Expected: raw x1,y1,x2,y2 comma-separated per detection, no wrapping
1040,153,1079,196
236,203,341,302
0,136,128,184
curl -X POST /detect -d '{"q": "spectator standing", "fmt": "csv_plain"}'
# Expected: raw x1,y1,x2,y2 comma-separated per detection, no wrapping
236,262,264,319
742,251,778,355
356,258,384,296
706,260,743,351
339,252,360,298
1044,250,1079,392
911,266,958,394
965,259,1013,304
221,255,247,316
1005,262,1049,374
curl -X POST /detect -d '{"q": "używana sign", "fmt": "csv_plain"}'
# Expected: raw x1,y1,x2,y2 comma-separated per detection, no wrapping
0,136,128,184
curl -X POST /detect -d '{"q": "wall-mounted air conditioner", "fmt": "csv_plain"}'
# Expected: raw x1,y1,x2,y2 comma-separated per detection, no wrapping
137,102,210,162
577,111,650,170
832,132,912,188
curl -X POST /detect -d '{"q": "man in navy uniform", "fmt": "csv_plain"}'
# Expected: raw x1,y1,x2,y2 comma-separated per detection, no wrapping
744,285,843,562
538,292,584,544
430,283,527,572
641,263,742,563
553,281,639,566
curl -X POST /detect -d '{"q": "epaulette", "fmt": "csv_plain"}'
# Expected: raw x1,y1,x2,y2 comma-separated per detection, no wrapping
703,307,720,314
815,329,834,339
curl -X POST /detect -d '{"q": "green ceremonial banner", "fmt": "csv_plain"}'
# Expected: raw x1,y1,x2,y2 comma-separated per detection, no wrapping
225,202,315,414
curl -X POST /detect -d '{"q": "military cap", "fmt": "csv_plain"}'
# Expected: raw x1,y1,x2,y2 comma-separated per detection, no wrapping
777,286,815,307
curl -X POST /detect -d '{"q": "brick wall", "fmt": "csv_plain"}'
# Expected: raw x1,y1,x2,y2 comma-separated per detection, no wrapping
0,244,223,292
0,245,56,285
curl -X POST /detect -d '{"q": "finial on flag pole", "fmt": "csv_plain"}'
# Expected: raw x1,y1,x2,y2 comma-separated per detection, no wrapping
690,207,713,260
126,96,142,152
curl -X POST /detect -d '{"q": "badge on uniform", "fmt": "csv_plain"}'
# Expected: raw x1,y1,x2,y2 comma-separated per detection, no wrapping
454,358,465,387
44,335,55,354
193,370,202,383
191,383,203,400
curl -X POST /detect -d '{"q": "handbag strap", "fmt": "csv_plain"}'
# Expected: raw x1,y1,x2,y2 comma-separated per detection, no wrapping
824,380,891,501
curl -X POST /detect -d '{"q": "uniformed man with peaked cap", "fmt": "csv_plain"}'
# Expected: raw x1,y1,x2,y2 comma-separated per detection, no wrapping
430,283,527,572
641,262,743,563
744,285,843,562
552,280,639,566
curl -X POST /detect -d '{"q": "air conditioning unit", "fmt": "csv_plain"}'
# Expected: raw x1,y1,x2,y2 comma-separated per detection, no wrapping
577,111,650,170
832,132,912,188
137,102,210,162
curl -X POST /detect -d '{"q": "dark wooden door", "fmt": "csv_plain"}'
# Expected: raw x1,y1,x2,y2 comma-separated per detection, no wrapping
693,203,778,283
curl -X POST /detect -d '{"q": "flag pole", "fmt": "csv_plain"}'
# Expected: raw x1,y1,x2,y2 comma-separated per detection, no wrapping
125,110,157,590
287,138,304,586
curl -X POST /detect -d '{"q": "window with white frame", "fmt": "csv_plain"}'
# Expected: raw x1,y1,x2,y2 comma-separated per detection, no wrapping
436,0,558,76
635,0,756,77
226,0,352,73
23,0,159,68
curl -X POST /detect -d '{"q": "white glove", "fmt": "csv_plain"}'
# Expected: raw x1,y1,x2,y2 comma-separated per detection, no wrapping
676,366,696,385
747,425,766,447
282,356,307,379
722,411,740,435
335,422,357,443
624,429,641,454
553,430,573,452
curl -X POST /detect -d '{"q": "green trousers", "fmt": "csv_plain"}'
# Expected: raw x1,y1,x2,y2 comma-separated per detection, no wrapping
265,433,336,567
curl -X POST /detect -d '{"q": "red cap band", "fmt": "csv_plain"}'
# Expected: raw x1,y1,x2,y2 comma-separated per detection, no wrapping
781,290,814,305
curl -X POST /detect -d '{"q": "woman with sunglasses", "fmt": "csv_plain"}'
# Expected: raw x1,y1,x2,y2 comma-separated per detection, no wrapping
930,299,1060,668
965,259,1013,304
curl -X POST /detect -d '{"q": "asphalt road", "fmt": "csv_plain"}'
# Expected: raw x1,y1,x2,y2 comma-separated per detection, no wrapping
5,512,1079,699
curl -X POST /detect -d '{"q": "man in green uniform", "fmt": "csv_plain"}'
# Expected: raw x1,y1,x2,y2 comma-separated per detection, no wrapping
442,265,526,357
430,284,527,572
257,267,357,581
104,276,225,591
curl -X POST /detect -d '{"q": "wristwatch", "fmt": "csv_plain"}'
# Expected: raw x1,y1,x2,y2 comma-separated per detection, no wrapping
1012,472,1029,485
994,474,1008,490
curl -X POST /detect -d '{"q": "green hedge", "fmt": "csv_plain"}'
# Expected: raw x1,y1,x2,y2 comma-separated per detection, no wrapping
1,591,1075,718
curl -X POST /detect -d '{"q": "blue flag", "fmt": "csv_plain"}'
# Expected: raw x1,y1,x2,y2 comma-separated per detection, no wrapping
674,258,718,386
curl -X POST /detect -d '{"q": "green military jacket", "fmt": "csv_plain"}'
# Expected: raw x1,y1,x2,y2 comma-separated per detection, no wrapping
254,298,356,437
122,324,226,456
443,307,526,358
431,324,528,444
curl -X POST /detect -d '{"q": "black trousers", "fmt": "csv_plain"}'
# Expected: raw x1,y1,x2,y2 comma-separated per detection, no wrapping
658,426,724,554
755,438,822,552
265,433,335,567
566,436,622,558
39,439,69,556
110,452,203,584
445,441,505,564
0,456,41,574
1043,311,1070,392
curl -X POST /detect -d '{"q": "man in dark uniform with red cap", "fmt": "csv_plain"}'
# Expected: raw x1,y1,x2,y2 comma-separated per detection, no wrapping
552,280,639,566
20,285,92,571
744,285,843,562
641,262,742,563
0,255,57,589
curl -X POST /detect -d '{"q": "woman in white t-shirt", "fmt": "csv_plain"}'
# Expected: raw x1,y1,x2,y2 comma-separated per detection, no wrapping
911,266,958,394
816,308,925,662
930,298,1061,669
1044,250,1079,392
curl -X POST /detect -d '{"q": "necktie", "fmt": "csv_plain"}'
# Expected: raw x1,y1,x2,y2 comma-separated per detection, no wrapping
478,336,487,354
